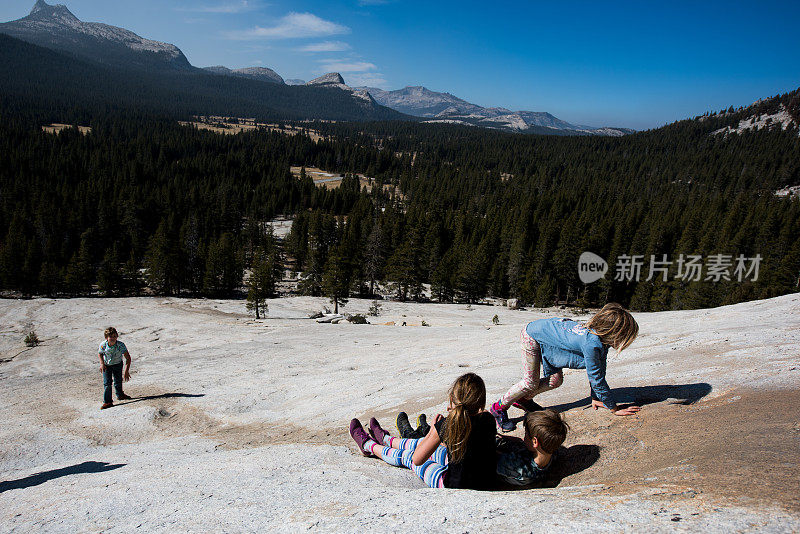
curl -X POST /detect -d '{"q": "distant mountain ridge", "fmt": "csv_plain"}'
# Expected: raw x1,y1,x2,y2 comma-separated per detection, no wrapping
358,85,635,135
0,32,409,123
307,73,377,105
203,65,285,85
0,2,403,122
0,1,633,135
0,0,191,71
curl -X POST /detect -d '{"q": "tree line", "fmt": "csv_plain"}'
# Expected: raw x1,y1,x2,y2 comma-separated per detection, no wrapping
1,89,799,311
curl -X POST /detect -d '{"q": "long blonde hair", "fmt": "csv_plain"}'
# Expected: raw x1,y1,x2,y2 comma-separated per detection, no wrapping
442,373,486,463
585,302,639,351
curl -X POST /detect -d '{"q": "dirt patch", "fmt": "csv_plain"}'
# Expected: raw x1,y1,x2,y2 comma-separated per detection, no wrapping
540,388,800,511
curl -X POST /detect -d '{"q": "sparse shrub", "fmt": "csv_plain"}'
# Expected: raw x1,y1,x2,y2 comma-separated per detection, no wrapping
367,300,382,317
421,320,430,327
24,331,39,347
492,314,499,325
348,314,368,324
465,304,473,311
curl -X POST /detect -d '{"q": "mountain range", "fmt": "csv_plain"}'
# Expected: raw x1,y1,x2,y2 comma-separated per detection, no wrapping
0,1,630,135
356,85,635,135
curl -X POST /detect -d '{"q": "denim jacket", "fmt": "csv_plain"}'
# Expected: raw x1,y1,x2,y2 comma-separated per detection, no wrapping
525,318,616,409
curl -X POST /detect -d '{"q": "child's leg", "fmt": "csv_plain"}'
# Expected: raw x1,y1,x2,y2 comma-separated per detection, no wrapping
365,435,421,467
410,458,447,488
497,328,543,409
102,366,114,404
111,363,124,398
366,438,448,487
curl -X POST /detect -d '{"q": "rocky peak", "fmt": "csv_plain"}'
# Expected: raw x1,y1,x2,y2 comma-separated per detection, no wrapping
233,66,284,84
29,0,78,22
307,72,346,86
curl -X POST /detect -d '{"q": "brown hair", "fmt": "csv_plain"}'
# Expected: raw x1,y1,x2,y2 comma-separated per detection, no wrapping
104,327,118,339
442,372,486,463
524,410,569,454
584,302,638,351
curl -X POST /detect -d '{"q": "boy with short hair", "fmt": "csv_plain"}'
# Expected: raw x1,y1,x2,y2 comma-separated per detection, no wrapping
495,409,568,486
98,327,132,409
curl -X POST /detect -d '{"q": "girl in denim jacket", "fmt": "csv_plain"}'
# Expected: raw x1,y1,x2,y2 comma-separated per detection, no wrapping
489,303,640,431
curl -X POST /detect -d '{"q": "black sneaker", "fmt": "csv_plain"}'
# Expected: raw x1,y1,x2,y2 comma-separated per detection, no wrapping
118,393,133,401
512,398,543,412
396,411,416,438
416,414,431,437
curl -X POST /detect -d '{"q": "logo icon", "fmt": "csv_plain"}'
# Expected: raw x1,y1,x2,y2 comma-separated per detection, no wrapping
578,252,608,284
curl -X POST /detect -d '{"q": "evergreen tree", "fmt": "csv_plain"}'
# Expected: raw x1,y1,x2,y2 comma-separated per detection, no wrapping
322,242,351,313
144,220,178,295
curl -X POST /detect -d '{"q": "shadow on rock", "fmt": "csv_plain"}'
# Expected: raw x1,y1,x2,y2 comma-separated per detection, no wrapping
547,383,712,412
495,444,601,491
119,392,205,406
541,444,601,488
0,461,125,493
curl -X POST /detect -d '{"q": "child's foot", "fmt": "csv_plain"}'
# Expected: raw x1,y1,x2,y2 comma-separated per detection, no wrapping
349,418,373,456
489,401,516,432
368,417,390,445
512,398,544,412
118,393,132,401
416,413,431,437
101,402,113,410
396,411,415,438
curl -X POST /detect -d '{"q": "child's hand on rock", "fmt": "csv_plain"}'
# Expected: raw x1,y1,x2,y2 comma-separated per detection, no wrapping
612,404,641,416
591,399,607,410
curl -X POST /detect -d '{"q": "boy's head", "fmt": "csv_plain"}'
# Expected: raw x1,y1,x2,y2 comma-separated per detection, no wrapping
524,410,568,454
585,302,638,351
104,327,118,341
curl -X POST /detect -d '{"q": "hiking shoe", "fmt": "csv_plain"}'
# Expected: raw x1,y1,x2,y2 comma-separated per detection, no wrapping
416,413,431,437
101,402,113,410
396,412,416,438
368,417,390,445
118,393,132,401
349,418,373,456
489,401,516,432
512,398,544,412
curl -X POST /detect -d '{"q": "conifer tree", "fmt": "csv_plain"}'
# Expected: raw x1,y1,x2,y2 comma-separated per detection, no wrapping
322,243,351,314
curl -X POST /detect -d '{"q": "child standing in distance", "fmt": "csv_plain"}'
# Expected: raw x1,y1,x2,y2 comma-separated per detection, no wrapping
98,327,132,409
496,410,569,486
349,373,497,489
490,303,640,431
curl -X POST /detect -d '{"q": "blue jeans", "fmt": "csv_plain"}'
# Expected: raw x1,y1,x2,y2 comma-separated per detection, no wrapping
103,362,124,403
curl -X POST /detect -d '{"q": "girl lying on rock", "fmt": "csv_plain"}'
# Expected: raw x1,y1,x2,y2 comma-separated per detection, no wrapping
348,372,496,489
489,302,641,432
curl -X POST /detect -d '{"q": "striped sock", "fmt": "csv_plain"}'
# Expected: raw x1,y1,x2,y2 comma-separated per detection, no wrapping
387,436,418,450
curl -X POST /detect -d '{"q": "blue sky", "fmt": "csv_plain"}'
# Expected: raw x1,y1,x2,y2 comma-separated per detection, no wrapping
2,0,799,129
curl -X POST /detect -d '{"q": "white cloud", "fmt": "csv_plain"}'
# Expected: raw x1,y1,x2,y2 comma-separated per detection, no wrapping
314,58,388,88
177,1,260,14
346,72,389,88
225,12,349,40
297,41,351,53
318,60,376,72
